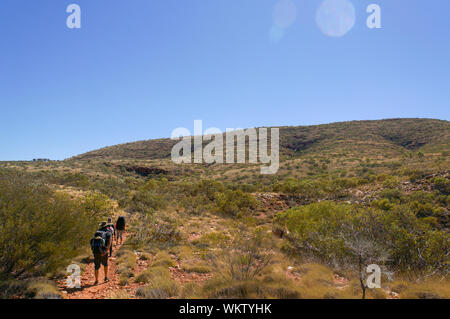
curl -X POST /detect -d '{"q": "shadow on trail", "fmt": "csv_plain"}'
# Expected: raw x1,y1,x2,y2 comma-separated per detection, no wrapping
65,281,109,293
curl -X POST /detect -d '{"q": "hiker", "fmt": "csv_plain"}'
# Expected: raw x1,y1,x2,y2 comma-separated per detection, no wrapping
90,230,109,285
99,221,114,258
115,216,126,245
107,217,116,238
106,217,116,257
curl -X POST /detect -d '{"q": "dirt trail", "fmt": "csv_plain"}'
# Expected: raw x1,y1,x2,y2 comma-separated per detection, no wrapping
58,233,129,299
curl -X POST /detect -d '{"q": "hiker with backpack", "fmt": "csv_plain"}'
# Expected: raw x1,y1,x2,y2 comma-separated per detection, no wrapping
105,217,116,257
115,216,126,245
107,217,115,239
90,230,109,285
99,221,114,258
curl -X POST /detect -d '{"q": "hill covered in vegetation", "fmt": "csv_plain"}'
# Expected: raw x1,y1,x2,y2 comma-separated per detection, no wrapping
73,118,449,161
0,118,448,299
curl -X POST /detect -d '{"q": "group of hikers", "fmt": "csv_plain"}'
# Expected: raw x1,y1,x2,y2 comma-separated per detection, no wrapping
90,216,126,285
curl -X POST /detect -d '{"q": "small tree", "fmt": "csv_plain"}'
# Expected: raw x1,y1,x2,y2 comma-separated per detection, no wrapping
275,202,394,298
337,223,391,299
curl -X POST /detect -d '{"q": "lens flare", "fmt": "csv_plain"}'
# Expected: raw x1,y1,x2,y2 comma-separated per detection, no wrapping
273,0,297,28
269,25,285,43
316,0,355,37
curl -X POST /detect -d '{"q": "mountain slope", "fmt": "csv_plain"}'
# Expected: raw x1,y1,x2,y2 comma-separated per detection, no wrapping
73,118,450,161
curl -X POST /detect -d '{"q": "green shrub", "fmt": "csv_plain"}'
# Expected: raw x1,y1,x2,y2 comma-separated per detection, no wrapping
296,263,335,288
372,198,394,211
119,269,134,279
205,228,275,298
57,172,90,188
202,278,262,298
116,250,136,274
433,177,450,195
26,280,62,299
118,273,130,286
83,191,114,218
181,195,210,215
379,188,403,201
214,190,257,216
410,201,437,218
139,252,152,261
366,288,387,299
127,185,167,213
382,176,401,189
136,276,180,299
0,279,27,298
408,191,436,204
130,214,184,249
196,180,226,200
192,232,231,248
151,252,176,268
261,273,302,298
275,202,449,281
203,275,301,299
0,171,99,278
181,282,203,298
399,279,450,299
278,178,325,200
406,170,426,182
182,263,211,274
135,266,171,284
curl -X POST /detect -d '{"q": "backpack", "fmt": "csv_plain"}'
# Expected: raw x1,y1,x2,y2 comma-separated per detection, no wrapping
116,216,126,230
106,223,115,235
97,229,112,247
91,232,106,254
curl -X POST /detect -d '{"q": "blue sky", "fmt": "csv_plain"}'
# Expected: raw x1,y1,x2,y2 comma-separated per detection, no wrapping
0,0,449,160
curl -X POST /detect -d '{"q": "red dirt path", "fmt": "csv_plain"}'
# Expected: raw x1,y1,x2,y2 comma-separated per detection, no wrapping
57,233,131,299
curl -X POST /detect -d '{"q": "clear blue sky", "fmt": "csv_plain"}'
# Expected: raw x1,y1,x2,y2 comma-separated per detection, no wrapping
1,0,449,160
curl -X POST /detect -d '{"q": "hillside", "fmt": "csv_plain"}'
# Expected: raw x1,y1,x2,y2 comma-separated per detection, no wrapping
73,118,450,161
1,117,449,300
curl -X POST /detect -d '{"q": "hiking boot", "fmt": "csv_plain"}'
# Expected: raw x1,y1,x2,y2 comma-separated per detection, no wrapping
104,277,110,283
